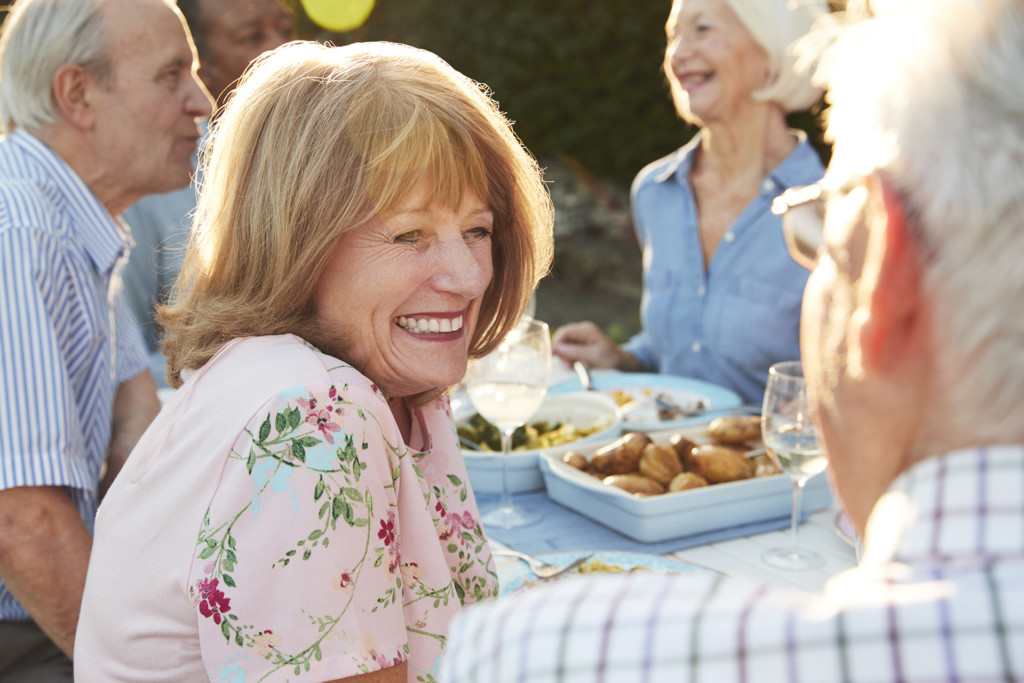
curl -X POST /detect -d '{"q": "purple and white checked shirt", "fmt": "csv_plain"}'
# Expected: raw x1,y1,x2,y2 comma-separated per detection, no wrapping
442,446,1024,682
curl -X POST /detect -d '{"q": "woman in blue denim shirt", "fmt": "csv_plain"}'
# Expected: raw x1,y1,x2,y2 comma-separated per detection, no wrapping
552,0,827,404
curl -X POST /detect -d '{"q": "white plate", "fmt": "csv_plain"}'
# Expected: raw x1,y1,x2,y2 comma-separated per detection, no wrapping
549,371,742,432
538,423,832,543
457,392,622,494
496,550,711,595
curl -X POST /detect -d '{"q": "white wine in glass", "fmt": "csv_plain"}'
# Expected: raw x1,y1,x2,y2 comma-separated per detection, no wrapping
465,318,551,529
761,361,829,569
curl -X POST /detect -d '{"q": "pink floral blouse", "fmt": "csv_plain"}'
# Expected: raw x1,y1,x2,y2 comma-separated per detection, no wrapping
76,335,497,682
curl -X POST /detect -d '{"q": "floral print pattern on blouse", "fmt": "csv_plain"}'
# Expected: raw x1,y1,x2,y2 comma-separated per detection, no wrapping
187,367,496,682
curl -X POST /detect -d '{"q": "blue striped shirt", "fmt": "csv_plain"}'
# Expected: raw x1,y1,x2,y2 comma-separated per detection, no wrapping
0,129,148,621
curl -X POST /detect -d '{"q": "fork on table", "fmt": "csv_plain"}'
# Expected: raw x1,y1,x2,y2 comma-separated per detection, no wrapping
492,549,594,580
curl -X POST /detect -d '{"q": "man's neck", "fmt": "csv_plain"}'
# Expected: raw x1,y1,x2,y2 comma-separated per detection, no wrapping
31,124,136,217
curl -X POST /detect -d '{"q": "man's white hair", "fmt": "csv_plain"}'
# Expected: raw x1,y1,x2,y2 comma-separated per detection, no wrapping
0,0,109,135
817,0,1024,437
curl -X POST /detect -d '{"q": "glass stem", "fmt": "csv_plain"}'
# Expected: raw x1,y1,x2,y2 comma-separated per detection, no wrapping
499,427,515,511
790,478,806,550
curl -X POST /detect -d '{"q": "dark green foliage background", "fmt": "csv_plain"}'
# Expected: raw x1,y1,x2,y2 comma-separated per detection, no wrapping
283,0,695,185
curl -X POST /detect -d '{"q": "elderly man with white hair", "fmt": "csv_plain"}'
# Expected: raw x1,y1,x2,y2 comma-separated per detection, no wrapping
439,0,1024,680
0,0,212,678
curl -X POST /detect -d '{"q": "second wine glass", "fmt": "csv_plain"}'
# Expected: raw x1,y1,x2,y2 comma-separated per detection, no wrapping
465,318,551,529
761,361,829,570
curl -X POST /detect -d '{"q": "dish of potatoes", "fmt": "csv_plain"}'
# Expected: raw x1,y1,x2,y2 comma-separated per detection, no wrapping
560,415,780,496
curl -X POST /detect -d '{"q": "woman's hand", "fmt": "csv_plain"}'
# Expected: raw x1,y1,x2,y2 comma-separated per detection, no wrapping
552,321,643,371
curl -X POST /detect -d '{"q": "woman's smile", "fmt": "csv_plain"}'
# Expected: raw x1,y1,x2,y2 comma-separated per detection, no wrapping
395,312,466,335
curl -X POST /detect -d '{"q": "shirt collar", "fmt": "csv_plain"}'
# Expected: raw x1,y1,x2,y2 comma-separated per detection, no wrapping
11,128,128,275
653,129,822,191
869,445,1024,566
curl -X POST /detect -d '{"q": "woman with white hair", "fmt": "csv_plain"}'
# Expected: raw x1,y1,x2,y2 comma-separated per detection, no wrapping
552,0,828,405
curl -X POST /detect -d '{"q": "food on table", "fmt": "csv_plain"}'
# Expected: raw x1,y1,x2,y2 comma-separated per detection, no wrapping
638,443,683,485
577,558,651,574
669,434,699,469
518,556,657,590
609,388,697,421
609,389,638,407
688,444,754,484
590,432,650,475
603,472,666,495
668,471,708,492
707,414,761,443
562,451,589,470
751,452,782,477
561,417,771,497
457,412,611,452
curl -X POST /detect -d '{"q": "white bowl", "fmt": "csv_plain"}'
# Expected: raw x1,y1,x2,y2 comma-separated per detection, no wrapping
538,423,833,543
458,391,622,494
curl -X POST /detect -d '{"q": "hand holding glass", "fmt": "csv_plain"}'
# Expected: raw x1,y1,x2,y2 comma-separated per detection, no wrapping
465,318,551,529
761,361,829,569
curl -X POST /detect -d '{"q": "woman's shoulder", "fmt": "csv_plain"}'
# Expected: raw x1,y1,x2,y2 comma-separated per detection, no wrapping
194,334,384,410
779,133,827,184
631,135,701,197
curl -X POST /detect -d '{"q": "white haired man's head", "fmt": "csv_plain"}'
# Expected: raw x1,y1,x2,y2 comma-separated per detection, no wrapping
818,0,1024,438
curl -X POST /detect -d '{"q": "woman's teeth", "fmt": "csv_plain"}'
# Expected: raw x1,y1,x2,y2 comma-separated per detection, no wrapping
396,315,464,334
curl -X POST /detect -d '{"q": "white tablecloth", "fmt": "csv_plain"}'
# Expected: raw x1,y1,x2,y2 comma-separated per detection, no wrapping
670,507,858,593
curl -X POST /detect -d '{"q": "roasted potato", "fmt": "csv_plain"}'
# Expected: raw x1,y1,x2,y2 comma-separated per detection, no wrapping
687,444,754,484
603,473,665,495
668,471,709,492
562,450,590,471
751,452,782,477
668,434,698,470
590,432,651,476
707,415,761,444
638,443,683,485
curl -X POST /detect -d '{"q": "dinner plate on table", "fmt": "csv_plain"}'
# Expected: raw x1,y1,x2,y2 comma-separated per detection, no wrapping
548,371,742,432
495,549,713,595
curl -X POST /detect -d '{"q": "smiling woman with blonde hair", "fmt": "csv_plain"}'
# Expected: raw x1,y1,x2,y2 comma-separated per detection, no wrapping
76,40,553,682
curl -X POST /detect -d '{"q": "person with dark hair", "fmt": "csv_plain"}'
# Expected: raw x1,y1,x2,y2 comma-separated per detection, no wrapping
0,0,212,678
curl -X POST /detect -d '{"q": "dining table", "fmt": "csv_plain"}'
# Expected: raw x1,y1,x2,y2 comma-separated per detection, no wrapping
478,361,861,596
483,499,858,595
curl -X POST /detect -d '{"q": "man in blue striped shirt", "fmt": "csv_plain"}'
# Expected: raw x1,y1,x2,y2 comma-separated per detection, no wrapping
0,0,213,678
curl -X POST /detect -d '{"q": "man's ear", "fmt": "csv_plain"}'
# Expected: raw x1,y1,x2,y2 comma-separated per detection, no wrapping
51,63,96,130
858,178,926,374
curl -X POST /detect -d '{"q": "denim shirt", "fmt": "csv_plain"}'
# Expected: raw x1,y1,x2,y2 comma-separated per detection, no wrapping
622,132,825,404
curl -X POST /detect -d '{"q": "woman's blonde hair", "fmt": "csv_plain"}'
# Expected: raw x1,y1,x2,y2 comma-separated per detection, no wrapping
159,40,554,396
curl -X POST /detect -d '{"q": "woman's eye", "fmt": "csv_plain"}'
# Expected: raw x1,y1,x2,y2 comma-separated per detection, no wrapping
394,231,423,245
464,227,493,243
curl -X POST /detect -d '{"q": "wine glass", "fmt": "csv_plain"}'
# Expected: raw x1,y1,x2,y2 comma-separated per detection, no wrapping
465,317,551,529
761,361,829,569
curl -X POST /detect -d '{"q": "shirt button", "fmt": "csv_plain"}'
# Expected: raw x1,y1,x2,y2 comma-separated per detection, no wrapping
762,178,775,193
723,231,736,243
697,285,706,296
691,341,702,353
